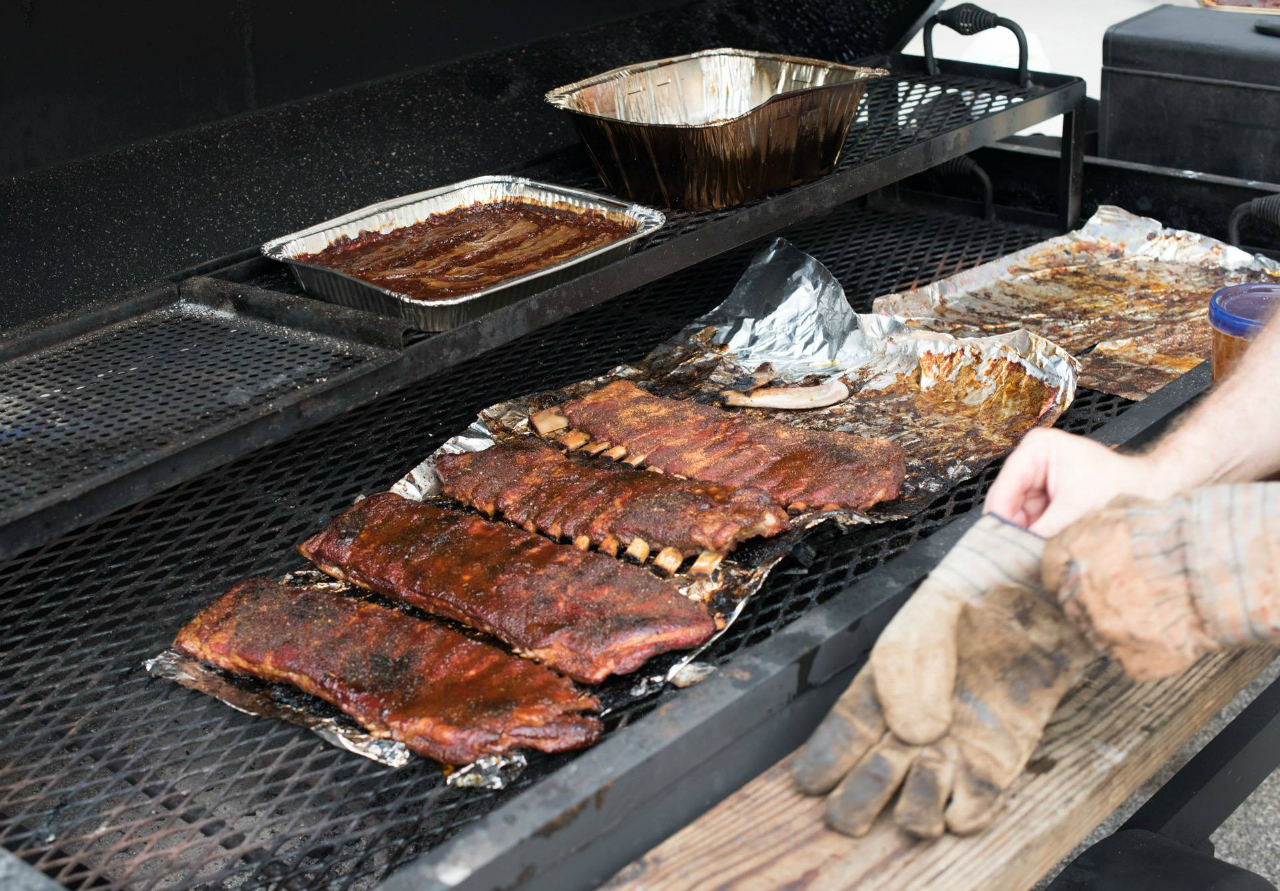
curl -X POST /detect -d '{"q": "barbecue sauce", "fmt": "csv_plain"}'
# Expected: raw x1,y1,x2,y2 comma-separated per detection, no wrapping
298,200,637,302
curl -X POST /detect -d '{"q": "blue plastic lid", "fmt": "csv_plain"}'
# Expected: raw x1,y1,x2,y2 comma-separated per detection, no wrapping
1210,283,1280,339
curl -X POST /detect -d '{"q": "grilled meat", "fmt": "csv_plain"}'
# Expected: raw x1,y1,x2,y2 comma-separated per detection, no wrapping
434,438,789,558
554,380,905,512
299,492,716,683
172,578,602,765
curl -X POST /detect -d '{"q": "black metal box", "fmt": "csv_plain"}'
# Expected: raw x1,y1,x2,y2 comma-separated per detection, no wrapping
1101,5,1280,182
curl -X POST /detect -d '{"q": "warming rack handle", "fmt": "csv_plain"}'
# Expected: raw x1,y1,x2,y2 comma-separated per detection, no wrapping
923,3,1030,88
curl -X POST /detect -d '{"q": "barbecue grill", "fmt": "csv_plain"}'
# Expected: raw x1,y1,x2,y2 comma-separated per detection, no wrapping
3,2,1280,890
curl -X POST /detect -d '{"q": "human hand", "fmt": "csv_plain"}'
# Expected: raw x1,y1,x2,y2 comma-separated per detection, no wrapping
790,517,1091,838
1043,484,1280,682
984,428,1187,537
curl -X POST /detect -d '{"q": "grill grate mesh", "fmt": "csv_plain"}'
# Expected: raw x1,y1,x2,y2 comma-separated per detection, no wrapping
0,203,1131,890
0,304,376,514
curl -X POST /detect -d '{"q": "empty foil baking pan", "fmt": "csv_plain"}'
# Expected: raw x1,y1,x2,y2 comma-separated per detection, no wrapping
546,48,888,211
261,176,665,331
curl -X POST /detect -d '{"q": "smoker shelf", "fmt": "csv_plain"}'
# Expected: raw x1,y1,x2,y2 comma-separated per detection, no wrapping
0,202,1135,891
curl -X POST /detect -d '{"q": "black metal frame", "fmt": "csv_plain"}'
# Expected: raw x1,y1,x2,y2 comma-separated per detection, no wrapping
377,366,1212,891
0,55,1085,565
1123,675,1280,849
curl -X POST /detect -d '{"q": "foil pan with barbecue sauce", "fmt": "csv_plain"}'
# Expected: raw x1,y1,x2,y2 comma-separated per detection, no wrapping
875,205,1280,400
546,49,888,211
261,175,665,331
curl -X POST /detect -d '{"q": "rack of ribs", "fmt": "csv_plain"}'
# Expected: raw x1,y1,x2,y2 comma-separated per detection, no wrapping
530,380,905,513
299,492,716,684
434,438,789,576
172,578,602,765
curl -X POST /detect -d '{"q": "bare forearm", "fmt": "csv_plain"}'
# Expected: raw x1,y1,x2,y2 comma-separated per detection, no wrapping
1147,314,1280,489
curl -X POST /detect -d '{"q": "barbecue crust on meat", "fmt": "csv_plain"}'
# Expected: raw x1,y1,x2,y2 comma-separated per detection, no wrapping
299,493,716,683
435,438,790,557
172,578,602,765
555,381,906,512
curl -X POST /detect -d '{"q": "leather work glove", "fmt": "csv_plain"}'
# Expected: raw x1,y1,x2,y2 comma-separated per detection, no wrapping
791,516,1092,838
1044,484,1280,682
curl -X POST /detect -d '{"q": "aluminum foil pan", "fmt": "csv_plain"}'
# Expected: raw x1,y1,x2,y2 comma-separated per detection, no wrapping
546,49,888,210
261,176,665,331
875,205,1280,400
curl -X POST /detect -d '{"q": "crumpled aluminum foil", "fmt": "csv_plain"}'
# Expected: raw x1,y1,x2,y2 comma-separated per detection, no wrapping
875,205,1280,400
463,238,1075,510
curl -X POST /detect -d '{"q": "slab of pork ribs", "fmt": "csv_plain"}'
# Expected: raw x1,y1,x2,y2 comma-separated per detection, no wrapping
299,492,716,684
554,380,905,512
172,578,602,764
435,438,790,566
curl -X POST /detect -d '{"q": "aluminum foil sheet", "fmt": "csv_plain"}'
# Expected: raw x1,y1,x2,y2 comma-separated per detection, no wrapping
261,176,665,331
546,49,887,210
875,205,1280,400
450,238,1076,514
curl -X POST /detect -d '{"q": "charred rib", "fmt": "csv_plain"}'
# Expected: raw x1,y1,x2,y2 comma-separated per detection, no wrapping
299,492,715,684
173,578,602,765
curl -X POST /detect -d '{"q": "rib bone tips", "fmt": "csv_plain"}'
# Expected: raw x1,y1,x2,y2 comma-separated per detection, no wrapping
690,551,725,577
602,445,628,461
583,440,611,456
599,536,620,556
654,547,684,574
572,535,591,551
559,430,590,451
624,538,651,563
531,406,570,436
622,453,647,467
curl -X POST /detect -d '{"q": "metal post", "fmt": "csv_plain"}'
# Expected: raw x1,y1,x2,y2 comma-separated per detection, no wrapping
1058,100,1086,231
1122,673,1280,848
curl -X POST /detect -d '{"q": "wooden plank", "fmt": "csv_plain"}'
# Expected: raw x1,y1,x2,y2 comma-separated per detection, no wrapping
606,646,1279,891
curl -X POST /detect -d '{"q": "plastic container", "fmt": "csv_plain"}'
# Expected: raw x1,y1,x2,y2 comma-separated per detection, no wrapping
1209,283,1280,381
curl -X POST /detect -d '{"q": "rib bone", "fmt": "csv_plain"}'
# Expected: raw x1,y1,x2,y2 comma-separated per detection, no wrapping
583,440,611,456
720,378,850,410
622,453,647,466
690,551,725,577
624,538,651,563
573,535,591,551
654,547,684,575
559,430,590,450
602,445,628,461
531,406,570,436
598,536,620,557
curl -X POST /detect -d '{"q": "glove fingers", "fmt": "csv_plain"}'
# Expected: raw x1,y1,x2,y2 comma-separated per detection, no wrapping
871,595,960,746
825,733,916,837
791,670,885,795
893,740,956,840
944,759,1005,835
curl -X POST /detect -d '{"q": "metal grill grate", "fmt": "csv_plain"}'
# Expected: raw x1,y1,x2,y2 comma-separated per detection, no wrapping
0,203,1131,890
0,304,378,514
